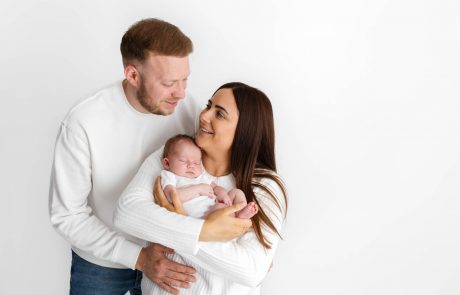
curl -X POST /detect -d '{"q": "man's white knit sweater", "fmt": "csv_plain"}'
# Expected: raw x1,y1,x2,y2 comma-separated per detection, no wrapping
49,81,204,269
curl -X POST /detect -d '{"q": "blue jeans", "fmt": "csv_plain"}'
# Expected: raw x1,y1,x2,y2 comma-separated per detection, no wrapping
70,251,142,295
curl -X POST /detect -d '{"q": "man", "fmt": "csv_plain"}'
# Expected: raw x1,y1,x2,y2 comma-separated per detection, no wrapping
49,18,251,295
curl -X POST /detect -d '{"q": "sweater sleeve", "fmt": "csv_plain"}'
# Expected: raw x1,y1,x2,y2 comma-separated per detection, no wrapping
179,178,286,287
49,122,142,269
113,148,204,255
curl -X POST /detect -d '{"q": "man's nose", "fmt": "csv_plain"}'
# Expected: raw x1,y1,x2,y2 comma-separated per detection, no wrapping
172,80,186,99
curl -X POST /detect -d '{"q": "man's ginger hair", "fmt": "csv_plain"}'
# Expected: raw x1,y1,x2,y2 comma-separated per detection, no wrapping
120,18,193,66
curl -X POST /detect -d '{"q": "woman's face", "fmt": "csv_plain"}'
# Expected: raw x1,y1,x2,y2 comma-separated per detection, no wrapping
195,88,239,157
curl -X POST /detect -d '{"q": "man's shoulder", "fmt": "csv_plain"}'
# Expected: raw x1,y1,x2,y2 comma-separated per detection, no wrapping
62,82,122,126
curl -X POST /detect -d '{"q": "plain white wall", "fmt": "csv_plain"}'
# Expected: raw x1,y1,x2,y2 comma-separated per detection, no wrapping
1,0,459,294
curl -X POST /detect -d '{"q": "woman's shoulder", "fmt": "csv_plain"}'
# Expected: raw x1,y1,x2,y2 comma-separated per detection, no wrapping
253,170,285,194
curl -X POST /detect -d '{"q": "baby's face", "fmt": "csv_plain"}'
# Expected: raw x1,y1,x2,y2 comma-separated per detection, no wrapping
166,141,203,178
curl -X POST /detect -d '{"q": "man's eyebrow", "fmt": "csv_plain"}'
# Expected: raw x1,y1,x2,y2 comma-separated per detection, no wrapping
163,75,189,82
162,78,187,82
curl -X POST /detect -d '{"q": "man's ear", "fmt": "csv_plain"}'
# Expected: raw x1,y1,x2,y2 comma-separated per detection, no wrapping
162,158,170,170
124,64,140,87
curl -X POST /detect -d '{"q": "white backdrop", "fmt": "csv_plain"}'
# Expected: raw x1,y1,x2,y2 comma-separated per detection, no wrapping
1,0,459,294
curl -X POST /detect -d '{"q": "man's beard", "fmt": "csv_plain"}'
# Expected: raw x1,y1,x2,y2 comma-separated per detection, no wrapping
136,75,167,115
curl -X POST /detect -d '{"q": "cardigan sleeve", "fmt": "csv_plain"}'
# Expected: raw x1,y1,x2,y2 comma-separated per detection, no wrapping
113,148,205,255
179,177,286,287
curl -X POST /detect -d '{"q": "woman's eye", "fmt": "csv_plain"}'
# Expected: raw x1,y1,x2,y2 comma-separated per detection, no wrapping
205,103,211,109
216,111,224,118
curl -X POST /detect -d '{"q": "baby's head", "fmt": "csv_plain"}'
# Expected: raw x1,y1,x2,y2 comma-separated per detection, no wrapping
162,134,203,178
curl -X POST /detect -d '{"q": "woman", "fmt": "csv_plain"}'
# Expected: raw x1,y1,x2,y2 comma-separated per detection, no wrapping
115,82,287,294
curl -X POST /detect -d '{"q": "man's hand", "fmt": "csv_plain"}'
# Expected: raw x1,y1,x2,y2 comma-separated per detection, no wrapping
199,203,253,241
136,243,196,295
154,176,187,215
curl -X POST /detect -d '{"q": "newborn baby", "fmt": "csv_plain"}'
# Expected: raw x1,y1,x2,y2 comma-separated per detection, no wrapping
160,134,258,218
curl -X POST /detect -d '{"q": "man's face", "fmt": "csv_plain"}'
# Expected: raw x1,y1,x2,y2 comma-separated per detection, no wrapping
136,54,190,115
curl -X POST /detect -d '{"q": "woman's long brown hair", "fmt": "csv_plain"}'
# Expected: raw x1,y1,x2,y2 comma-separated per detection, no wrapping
215,82,288,249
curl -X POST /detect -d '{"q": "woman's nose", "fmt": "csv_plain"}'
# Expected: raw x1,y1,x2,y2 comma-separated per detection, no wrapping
199,109,211,123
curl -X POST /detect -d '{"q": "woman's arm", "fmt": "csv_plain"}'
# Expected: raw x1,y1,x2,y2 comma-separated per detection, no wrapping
113,148,253,254
179,178,286,287
113,148,204,255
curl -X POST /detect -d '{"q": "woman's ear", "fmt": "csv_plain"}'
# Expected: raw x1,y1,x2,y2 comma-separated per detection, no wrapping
162,158,170,170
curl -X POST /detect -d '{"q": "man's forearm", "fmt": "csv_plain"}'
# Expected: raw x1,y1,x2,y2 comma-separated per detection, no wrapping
50,203,142,269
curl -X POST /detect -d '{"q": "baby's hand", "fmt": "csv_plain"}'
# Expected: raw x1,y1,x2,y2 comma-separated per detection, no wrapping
217,195,232,206
199,184,216,199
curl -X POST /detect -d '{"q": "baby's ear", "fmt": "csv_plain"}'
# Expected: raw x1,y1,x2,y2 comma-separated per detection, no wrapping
162,158,170,169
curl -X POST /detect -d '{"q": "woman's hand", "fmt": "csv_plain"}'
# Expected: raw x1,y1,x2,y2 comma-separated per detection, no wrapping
199,203,252,241
153,176,187,215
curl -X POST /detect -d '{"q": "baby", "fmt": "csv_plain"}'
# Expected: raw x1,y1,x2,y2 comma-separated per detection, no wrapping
160,134,258,219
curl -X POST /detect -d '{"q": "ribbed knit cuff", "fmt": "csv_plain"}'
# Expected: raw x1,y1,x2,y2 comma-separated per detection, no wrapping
190,219,204,255
114,239,143,270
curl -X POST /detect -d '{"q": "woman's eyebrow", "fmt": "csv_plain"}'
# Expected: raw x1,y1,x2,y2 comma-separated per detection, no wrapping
208,99,229,115
215,104,229,114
